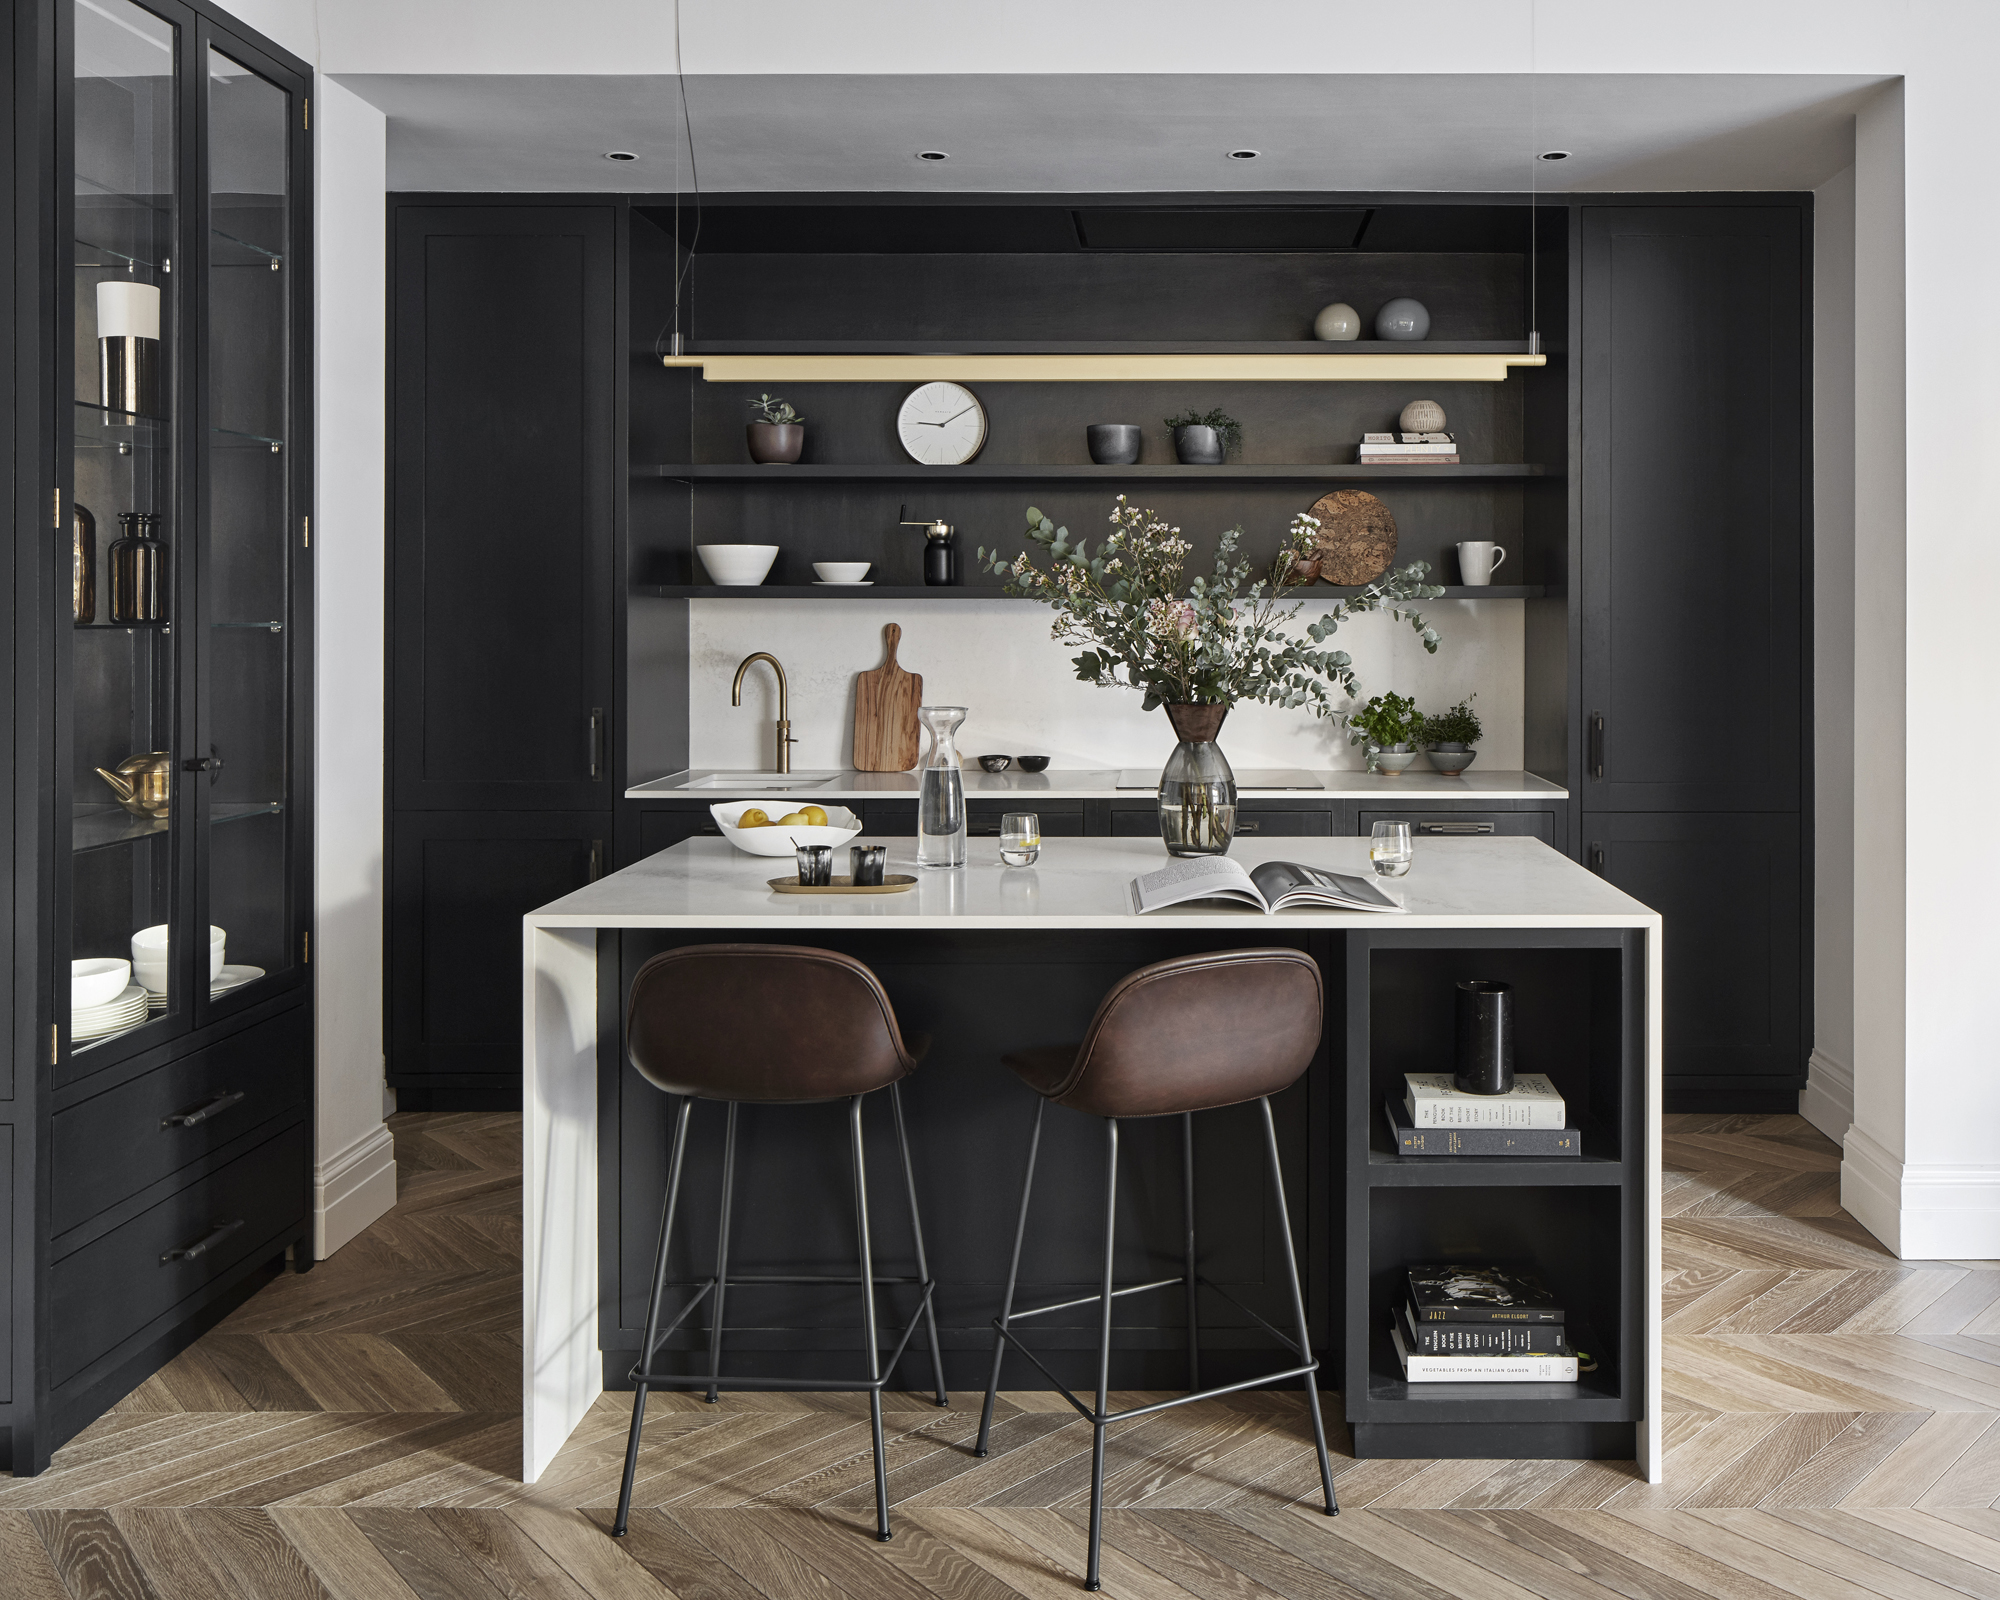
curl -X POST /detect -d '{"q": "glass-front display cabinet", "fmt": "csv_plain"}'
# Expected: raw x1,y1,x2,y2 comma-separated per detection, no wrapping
0,0,312,1474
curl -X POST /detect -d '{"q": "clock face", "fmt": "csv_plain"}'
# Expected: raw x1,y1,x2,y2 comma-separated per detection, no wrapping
897,381,987,466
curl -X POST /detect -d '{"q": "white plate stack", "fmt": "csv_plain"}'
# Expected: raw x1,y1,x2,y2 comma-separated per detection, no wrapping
74,982,148,1040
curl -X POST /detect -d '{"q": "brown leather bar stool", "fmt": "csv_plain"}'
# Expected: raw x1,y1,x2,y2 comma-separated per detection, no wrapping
611,943,948,1544
975,947,1337,1590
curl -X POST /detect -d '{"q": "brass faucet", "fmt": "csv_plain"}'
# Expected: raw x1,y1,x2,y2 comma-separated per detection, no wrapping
731,652,797,773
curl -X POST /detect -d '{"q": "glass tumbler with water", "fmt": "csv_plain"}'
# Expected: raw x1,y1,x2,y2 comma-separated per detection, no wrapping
999,812,1040,866
1370,820,1413,878
917,705,967,869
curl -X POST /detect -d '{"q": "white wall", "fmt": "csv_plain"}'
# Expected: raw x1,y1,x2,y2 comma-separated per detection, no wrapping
680,598,1523,774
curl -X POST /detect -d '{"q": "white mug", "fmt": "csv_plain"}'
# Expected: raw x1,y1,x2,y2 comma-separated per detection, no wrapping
1457,540,1508,586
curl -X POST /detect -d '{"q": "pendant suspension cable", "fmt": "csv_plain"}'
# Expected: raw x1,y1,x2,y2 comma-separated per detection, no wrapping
661,0,703,360
1527,1,1539,355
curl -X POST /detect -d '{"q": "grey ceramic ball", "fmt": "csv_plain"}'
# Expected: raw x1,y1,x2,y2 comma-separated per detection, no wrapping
1399,399,1447,433
1312,301,1361,341
1375,297,1431,341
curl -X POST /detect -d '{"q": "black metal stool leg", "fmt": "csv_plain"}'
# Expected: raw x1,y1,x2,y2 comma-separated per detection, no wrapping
614,1095,694,1538
890,1081,949,1407
850,1095,893,1540
1183,1110,1200,1394
705,1102,739,1404
1085,1116,1119,1592
1261,1097,1337,1516
977,1097,1044,1456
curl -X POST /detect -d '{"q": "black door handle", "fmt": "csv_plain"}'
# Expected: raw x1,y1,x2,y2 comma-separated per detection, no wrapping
588,708,604,781
161,1217,245,1264
1588,713,1604,780
161,1089,245,1129
588,840,604,882
1588,843,1605,875
1237,821,1260,833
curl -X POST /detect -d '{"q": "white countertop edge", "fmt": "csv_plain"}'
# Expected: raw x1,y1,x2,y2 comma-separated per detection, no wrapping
625,768,1571,802
526,911,1659,931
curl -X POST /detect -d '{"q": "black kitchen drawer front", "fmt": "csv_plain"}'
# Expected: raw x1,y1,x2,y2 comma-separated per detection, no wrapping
866,800,1087,837
1112,805,1331,838
1357,808,1556,845
51,1123,307,1386
51,1006,310,1238
637,807,720,856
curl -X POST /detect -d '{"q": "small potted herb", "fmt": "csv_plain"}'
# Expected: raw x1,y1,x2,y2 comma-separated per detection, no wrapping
1164,406,1241,465
1421,695,1483,775
746,394,805,464
1347,690,1424,775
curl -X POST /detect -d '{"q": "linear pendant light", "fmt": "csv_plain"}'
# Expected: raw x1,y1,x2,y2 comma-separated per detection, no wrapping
661,352,1547,383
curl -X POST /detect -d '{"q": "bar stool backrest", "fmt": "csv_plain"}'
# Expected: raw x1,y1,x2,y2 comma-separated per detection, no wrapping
626,943,918,1102
1054,947,1322,1117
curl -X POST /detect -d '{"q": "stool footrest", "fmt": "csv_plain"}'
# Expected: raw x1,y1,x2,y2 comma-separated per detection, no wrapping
632,1277,937,1393
987,1318,1318,1425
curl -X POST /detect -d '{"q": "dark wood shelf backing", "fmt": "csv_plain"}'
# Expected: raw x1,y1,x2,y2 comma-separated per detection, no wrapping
665,339,1541,356
636,584,1550,601
639,463,1548,482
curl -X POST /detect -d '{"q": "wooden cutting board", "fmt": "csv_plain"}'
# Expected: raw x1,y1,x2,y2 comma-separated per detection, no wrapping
852,623,922,772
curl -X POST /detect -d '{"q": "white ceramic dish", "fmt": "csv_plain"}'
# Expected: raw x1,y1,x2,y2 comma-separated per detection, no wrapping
73,984,148,1038
132,923,227,992
697,544,779,586
709,800,861,857
212,964,265,995
811,580,873,586
812,561,871,583
72,956,132,1008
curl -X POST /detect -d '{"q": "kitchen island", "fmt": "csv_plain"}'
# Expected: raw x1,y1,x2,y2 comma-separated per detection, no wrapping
522,835,1660,1485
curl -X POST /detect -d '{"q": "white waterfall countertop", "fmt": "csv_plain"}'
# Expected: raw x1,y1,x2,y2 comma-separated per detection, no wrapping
626,767,1569,802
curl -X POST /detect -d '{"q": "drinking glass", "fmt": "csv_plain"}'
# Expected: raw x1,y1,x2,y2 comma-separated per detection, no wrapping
1369,821,1413,878
999,812,1041,866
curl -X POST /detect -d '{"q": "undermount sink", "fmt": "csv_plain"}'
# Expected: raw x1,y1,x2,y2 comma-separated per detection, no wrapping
678,772,836,790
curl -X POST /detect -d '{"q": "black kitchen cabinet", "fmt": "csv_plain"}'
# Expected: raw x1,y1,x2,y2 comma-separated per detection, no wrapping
1356,808,1557,846
1586,812,1804,1110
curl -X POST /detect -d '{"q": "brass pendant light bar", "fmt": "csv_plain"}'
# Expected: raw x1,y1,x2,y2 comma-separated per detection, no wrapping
660,351,1547,383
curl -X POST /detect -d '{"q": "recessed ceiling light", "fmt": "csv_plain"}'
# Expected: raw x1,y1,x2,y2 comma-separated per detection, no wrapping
1227,149,1260,161
603,150,638,162
1539,149,1571,161
916,150,949,162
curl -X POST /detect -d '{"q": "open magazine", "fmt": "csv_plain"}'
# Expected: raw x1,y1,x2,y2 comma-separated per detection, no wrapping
1128,855,1404,915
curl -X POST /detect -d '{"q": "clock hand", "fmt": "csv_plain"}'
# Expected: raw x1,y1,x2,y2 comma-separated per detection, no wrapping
913,404,979,428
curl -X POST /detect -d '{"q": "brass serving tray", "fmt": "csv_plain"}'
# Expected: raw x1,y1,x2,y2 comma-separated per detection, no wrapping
767,874,917,895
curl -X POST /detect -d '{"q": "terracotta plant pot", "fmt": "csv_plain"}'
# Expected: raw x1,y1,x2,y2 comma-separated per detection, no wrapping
746,422,804,464
1285,555,1322,586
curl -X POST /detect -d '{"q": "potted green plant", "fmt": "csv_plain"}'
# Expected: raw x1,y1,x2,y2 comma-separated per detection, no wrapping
746,393,805,464
1421,695,1483,775
1347,690,1425,775
1164,406,1241,465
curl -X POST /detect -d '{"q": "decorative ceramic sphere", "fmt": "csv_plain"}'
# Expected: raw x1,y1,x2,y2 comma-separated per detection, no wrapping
1399,399,1447,433
1375,298,1431,341
1312,301,1361,341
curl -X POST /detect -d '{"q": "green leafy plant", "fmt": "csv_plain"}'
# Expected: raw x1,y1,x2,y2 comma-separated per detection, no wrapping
1421,696,1483,746
747,393,802,426
1347,691,1425,750
974,496,1441,717
1163,407,1241,456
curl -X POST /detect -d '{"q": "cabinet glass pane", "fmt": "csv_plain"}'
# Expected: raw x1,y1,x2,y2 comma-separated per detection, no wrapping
70,0,178,1052
201,48,290,999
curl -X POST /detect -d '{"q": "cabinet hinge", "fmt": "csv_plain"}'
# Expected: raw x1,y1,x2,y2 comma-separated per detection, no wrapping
53,486,61,530
303,96,309,131
302,515,310,548
302,931,310,964
50,1023,59,1064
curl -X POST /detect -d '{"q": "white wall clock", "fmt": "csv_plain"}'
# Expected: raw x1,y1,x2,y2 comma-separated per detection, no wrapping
897,381,987,466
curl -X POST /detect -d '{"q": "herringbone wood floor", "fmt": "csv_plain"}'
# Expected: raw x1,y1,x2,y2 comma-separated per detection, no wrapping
4,1111,1998,1598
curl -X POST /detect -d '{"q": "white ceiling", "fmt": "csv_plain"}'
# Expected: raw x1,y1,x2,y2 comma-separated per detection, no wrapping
336,71,1886,195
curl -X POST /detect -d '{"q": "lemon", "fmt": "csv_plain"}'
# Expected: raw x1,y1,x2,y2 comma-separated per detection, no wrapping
800,805,829,827
776,811,809,826
737,807,771,828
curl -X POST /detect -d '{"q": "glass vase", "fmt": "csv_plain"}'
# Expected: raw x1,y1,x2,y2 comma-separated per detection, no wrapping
917,704,967,868
1158,702,1237,856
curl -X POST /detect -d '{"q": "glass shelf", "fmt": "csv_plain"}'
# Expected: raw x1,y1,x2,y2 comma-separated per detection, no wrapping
213,425,283,451
73,800,284,854
213,621,283,632
211,225,281,266
74,171,170,212
75,238,160,271
75,621,172,631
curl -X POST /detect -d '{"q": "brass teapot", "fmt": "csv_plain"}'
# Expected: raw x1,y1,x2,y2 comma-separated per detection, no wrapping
95,751,172,817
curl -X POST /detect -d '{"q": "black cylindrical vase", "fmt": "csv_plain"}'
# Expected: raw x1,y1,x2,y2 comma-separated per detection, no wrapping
1454,979,1514,1094
108,511,166,624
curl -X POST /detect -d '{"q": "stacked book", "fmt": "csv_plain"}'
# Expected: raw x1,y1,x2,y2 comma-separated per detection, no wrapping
1391,1265,1586,1382
1383,1071,1580,1157
1359,431,1459,465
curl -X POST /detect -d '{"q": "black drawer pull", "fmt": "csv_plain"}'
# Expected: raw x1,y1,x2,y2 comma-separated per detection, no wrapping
161,1090,246,1129
1589,712,1605,780
1237,822,1260,833
1416,821,1493,835
160,1217,245,1264
1588,843,1605,875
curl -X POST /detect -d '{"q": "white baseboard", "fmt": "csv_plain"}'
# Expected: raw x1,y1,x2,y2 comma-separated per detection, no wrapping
1799,1048,1854,1144
316,1121,397,1259
1842,1125,2000,1260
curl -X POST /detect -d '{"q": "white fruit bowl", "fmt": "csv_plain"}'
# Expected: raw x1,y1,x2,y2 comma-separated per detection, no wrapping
697,544,779,586
710,801,861,857
72,957,132,1009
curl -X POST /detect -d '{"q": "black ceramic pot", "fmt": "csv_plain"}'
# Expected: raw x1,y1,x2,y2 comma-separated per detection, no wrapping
1454,979,1514,1094
746,422,804,464
1173,424,1225,465
1086,424,1142,465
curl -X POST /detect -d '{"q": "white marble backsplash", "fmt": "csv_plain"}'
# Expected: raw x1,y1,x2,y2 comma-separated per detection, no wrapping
672,596,1525,775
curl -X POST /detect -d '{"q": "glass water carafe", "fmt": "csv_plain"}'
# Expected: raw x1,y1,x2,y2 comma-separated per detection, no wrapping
917,705,967,868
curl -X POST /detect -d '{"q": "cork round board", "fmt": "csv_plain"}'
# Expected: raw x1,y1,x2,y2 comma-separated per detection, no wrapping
1305,489,1399,584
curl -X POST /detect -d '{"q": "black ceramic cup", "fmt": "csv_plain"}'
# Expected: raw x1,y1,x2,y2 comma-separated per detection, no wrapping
1453,979,1514,1094
849,845,886,886
1086,424,1142,465
794,844,833,886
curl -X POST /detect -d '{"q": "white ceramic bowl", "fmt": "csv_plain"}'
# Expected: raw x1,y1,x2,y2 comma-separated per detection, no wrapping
697,544,779,586
710,801,861,857
72,957,132,1009
812,562,871,583
131,924,226,992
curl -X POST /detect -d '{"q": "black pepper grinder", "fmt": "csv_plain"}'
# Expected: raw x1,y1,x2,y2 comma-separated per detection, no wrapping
900,512,959,587
1453,979,1515,1095
108,510,166,623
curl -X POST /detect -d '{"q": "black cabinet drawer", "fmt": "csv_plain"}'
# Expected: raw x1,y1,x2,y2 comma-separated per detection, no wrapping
1112,806,1330,838
51,1122,306,1385
1357,808,1555,845
52,1007,310,1238
866,800,1086,837
638,807,720,856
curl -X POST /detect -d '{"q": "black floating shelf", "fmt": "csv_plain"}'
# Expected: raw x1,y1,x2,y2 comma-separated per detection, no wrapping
638,463,1547,482
637,584,1549,601
664,339,1539,356
1366,1148,1625,1187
